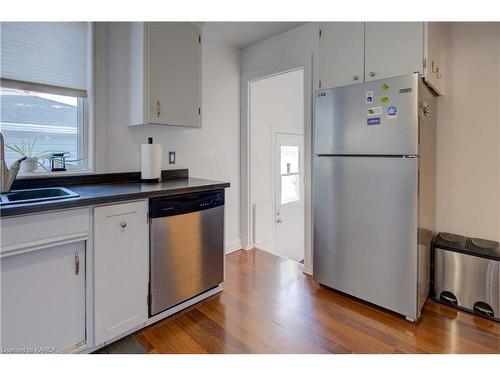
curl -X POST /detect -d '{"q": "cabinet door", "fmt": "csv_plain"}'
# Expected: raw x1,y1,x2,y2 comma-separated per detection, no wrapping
319,22,365,88
94,200,149,345
424,22,446,95
365,22,424,81
147,22,201,128
1,241,86,353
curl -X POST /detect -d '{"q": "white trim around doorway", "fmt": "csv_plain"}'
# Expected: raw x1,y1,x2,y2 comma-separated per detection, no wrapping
240,53,313,274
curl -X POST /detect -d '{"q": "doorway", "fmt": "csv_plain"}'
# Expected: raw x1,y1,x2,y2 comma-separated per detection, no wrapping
247,68,305,264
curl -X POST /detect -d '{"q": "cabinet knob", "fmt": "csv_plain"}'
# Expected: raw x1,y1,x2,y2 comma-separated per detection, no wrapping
277,218,283,224
353,75,359,81
369,72,376,78
120,221,127,229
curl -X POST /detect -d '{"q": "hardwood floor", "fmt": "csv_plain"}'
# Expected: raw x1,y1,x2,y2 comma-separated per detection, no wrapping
135,249,500,354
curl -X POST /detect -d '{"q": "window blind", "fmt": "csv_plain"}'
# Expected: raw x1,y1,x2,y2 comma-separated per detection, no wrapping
1,22,89,97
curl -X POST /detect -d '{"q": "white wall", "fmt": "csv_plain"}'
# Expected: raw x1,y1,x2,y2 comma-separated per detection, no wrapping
241,22,319,86
102,23,241,252
436,22,500,241
250,69,304,253
241,22,317,272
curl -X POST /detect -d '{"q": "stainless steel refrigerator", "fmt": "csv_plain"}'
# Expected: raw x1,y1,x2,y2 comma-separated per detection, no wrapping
313,73,436,321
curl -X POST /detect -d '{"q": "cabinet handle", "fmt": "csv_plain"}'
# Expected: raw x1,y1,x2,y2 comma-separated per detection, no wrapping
156,100,161,118
75,251,80,276
353,75,359,81
120,221,128,229
369,72,376,78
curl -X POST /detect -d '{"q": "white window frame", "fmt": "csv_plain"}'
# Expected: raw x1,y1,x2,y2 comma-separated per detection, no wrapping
78,96,89,172
279,144,302,206
2,22,95,177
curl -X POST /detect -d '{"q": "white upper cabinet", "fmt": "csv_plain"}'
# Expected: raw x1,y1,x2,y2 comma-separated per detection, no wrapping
319,23,365,89
94,200,149,345
147,23,201,127
364,22,424,82
424,22,446,95
127,22,202,128
319,22,444,95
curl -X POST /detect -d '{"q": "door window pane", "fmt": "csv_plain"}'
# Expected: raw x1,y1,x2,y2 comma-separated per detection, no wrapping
281,174,300,204
280,146,299,175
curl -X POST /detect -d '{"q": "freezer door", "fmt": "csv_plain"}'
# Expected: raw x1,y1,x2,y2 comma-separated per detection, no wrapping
314,73,419,155
313,156,419,319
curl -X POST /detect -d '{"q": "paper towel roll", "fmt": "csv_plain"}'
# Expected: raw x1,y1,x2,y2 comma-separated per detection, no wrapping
141,142,162,181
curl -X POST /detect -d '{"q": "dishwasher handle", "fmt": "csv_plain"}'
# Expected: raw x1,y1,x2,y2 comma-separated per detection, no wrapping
149,189,225,218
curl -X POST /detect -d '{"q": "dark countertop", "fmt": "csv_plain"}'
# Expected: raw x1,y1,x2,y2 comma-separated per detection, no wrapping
0,177,230,218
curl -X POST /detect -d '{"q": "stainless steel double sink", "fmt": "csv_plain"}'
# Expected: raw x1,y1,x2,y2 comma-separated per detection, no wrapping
0,187,79,205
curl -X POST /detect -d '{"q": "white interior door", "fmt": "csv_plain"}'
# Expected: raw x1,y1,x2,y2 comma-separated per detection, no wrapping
275,133,305,262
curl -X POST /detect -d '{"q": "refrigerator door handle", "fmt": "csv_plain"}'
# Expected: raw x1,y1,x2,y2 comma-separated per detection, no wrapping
316,154,419,158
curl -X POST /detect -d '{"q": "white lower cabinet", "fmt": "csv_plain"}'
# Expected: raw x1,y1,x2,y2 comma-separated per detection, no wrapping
1,241,86,353
93,200,149,345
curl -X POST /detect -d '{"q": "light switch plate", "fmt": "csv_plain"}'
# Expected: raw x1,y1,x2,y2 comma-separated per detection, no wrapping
168,152,176,164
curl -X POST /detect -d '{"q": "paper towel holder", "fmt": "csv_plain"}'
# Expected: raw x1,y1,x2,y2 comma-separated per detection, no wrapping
141,137,163,183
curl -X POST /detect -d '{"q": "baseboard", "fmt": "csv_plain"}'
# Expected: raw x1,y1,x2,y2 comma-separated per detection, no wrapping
226,247,242,254
226,238,242,254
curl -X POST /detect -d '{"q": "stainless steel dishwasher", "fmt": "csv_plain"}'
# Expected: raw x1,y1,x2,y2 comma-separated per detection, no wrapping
149,190,224,316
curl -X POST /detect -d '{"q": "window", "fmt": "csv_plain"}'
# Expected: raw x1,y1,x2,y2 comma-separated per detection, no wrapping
280,145,300,204
0,22,91,173
1,88,85,170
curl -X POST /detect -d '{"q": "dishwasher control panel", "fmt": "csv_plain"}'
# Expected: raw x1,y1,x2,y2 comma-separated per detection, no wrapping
149,189,225,218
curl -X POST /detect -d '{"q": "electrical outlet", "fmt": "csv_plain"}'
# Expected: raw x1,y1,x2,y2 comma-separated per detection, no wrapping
168,152,176,164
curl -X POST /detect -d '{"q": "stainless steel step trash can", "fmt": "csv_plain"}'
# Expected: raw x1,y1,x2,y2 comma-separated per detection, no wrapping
432,232,500,321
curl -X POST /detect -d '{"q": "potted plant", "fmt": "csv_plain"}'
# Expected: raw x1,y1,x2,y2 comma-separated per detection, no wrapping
6,138,67,173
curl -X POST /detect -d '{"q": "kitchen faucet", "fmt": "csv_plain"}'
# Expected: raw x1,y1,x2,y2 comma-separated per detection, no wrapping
0,131,26,193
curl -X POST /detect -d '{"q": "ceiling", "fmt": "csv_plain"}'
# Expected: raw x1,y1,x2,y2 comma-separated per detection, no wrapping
202,22,305,49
